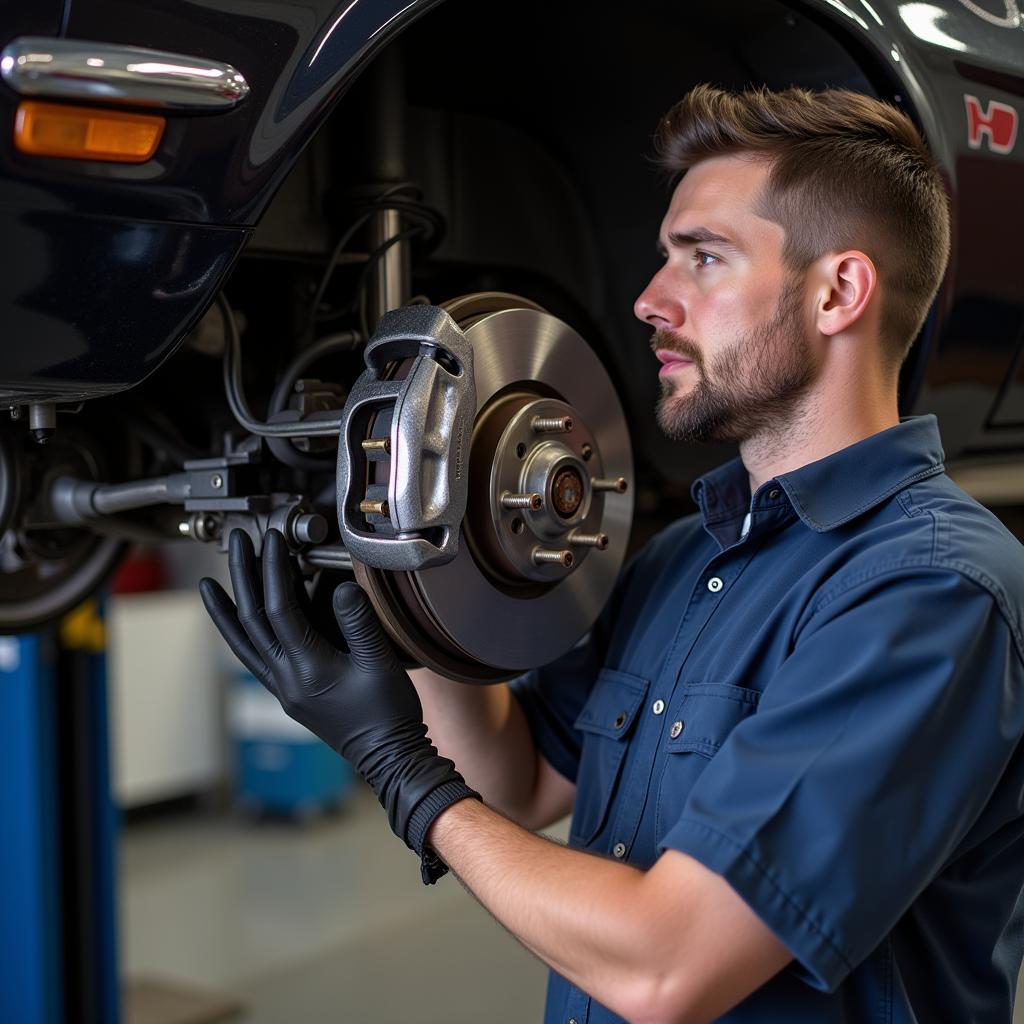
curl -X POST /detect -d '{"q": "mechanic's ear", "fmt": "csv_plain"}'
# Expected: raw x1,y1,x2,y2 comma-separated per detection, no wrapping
814,251,878,338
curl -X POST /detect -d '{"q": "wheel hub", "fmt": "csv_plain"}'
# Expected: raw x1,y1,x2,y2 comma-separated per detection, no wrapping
480,396,607,584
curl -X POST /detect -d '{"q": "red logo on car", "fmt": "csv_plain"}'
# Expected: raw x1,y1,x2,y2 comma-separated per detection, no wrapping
964,94,1018,154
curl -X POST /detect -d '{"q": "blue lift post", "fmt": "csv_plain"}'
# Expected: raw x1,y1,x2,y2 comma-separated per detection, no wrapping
0,623,120,1024
0,633,63,1024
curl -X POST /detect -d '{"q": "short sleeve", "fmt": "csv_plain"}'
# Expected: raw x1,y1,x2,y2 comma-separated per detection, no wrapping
659,567,1024,991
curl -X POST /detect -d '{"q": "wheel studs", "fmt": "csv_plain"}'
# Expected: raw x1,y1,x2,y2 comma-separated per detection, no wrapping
531,415,573,434
532,548,574,568
591,476,628,493
501,491,543,511
569,532,609,550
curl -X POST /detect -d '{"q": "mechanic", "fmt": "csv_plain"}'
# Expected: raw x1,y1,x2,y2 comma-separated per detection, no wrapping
200,85,1024,1023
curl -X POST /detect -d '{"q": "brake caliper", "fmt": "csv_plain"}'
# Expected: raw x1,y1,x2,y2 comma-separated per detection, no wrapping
336,306,475,571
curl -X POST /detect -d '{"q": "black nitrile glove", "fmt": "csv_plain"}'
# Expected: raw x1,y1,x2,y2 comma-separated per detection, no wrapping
199,528,479,883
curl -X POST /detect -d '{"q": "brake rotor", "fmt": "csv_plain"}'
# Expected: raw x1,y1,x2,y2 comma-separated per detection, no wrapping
352,292,633,683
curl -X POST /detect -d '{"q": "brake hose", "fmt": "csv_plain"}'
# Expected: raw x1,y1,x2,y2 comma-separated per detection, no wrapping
266,330,363,470
218,293,348,439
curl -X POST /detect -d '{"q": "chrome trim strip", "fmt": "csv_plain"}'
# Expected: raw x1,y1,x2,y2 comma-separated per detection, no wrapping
0,37,249,111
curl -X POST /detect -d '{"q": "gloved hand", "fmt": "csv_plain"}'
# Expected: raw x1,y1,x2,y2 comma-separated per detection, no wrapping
199,528,479,883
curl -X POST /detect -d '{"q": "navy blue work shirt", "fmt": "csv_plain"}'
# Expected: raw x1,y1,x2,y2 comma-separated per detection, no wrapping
511,415,1024,1023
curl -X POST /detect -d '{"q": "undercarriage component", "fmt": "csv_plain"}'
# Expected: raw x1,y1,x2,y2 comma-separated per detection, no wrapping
49,445,330,557
350,293,633,683
0,423,133,631
0,531,126,632
29,402,56,444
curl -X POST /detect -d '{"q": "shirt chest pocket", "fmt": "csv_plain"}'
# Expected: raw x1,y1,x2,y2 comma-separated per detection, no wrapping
655,683,761,842
569,668,649,848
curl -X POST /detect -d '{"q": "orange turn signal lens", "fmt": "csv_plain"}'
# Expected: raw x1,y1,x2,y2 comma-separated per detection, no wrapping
14,101,165,163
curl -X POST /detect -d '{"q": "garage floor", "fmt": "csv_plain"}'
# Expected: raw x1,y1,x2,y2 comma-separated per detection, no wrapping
120,784,553,1023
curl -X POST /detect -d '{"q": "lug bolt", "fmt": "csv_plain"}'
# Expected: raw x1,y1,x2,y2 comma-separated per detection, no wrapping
570,532,609,550
501,491,543,511
359,499,390,517
531,415,573,434
361,437,391,455
591,476,628,494
532,547,574,568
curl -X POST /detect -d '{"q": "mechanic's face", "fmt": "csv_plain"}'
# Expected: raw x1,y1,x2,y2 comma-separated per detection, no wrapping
634,155,817,444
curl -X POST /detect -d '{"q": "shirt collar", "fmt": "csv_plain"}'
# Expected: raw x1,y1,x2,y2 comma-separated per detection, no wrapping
690,414,946,533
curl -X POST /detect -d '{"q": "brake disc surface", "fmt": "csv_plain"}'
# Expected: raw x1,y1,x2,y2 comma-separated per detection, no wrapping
351,296,633,682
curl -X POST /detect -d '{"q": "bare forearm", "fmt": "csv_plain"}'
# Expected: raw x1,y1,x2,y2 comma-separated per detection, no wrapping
410,669,538,821
428,798,675,1022
427,800,792,1023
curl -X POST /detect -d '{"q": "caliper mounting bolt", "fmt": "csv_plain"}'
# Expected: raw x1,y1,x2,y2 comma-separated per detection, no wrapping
361,437,391,455
359,499,390,517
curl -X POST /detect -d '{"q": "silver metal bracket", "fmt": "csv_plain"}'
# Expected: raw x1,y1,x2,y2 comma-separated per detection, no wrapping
336,306,475,571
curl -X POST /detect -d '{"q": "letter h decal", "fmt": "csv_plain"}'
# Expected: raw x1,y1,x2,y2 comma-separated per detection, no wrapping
964,94,1018,155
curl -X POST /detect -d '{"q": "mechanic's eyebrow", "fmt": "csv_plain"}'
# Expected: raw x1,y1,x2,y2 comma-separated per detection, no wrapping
656,227,743,256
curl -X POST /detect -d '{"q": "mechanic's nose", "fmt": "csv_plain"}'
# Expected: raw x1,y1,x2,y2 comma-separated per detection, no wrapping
633,268,682,329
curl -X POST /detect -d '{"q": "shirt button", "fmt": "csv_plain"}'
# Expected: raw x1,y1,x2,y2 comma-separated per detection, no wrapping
569,1019,579,1024
613,712,626,729
652,699,665,715
612,842,626,858
670,720,684,739
707,576,723,593
768,487,780,500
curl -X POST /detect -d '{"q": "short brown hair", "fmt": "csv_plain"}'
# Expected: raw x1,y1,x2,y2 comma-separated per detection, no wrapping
654,85,950,372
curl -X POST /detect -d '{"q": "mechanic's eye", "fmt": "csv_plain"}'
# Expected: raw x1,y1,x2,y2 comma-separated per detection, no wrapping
693,250,720,268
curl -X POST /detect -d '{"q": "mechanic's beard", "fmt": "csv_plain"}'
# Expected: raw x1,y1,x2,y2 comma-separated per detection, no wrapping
654,279,815,445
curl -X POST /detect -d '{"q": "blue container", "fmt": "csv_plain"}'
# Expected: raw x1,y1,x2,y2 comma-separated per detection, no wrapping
229,671,354,817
